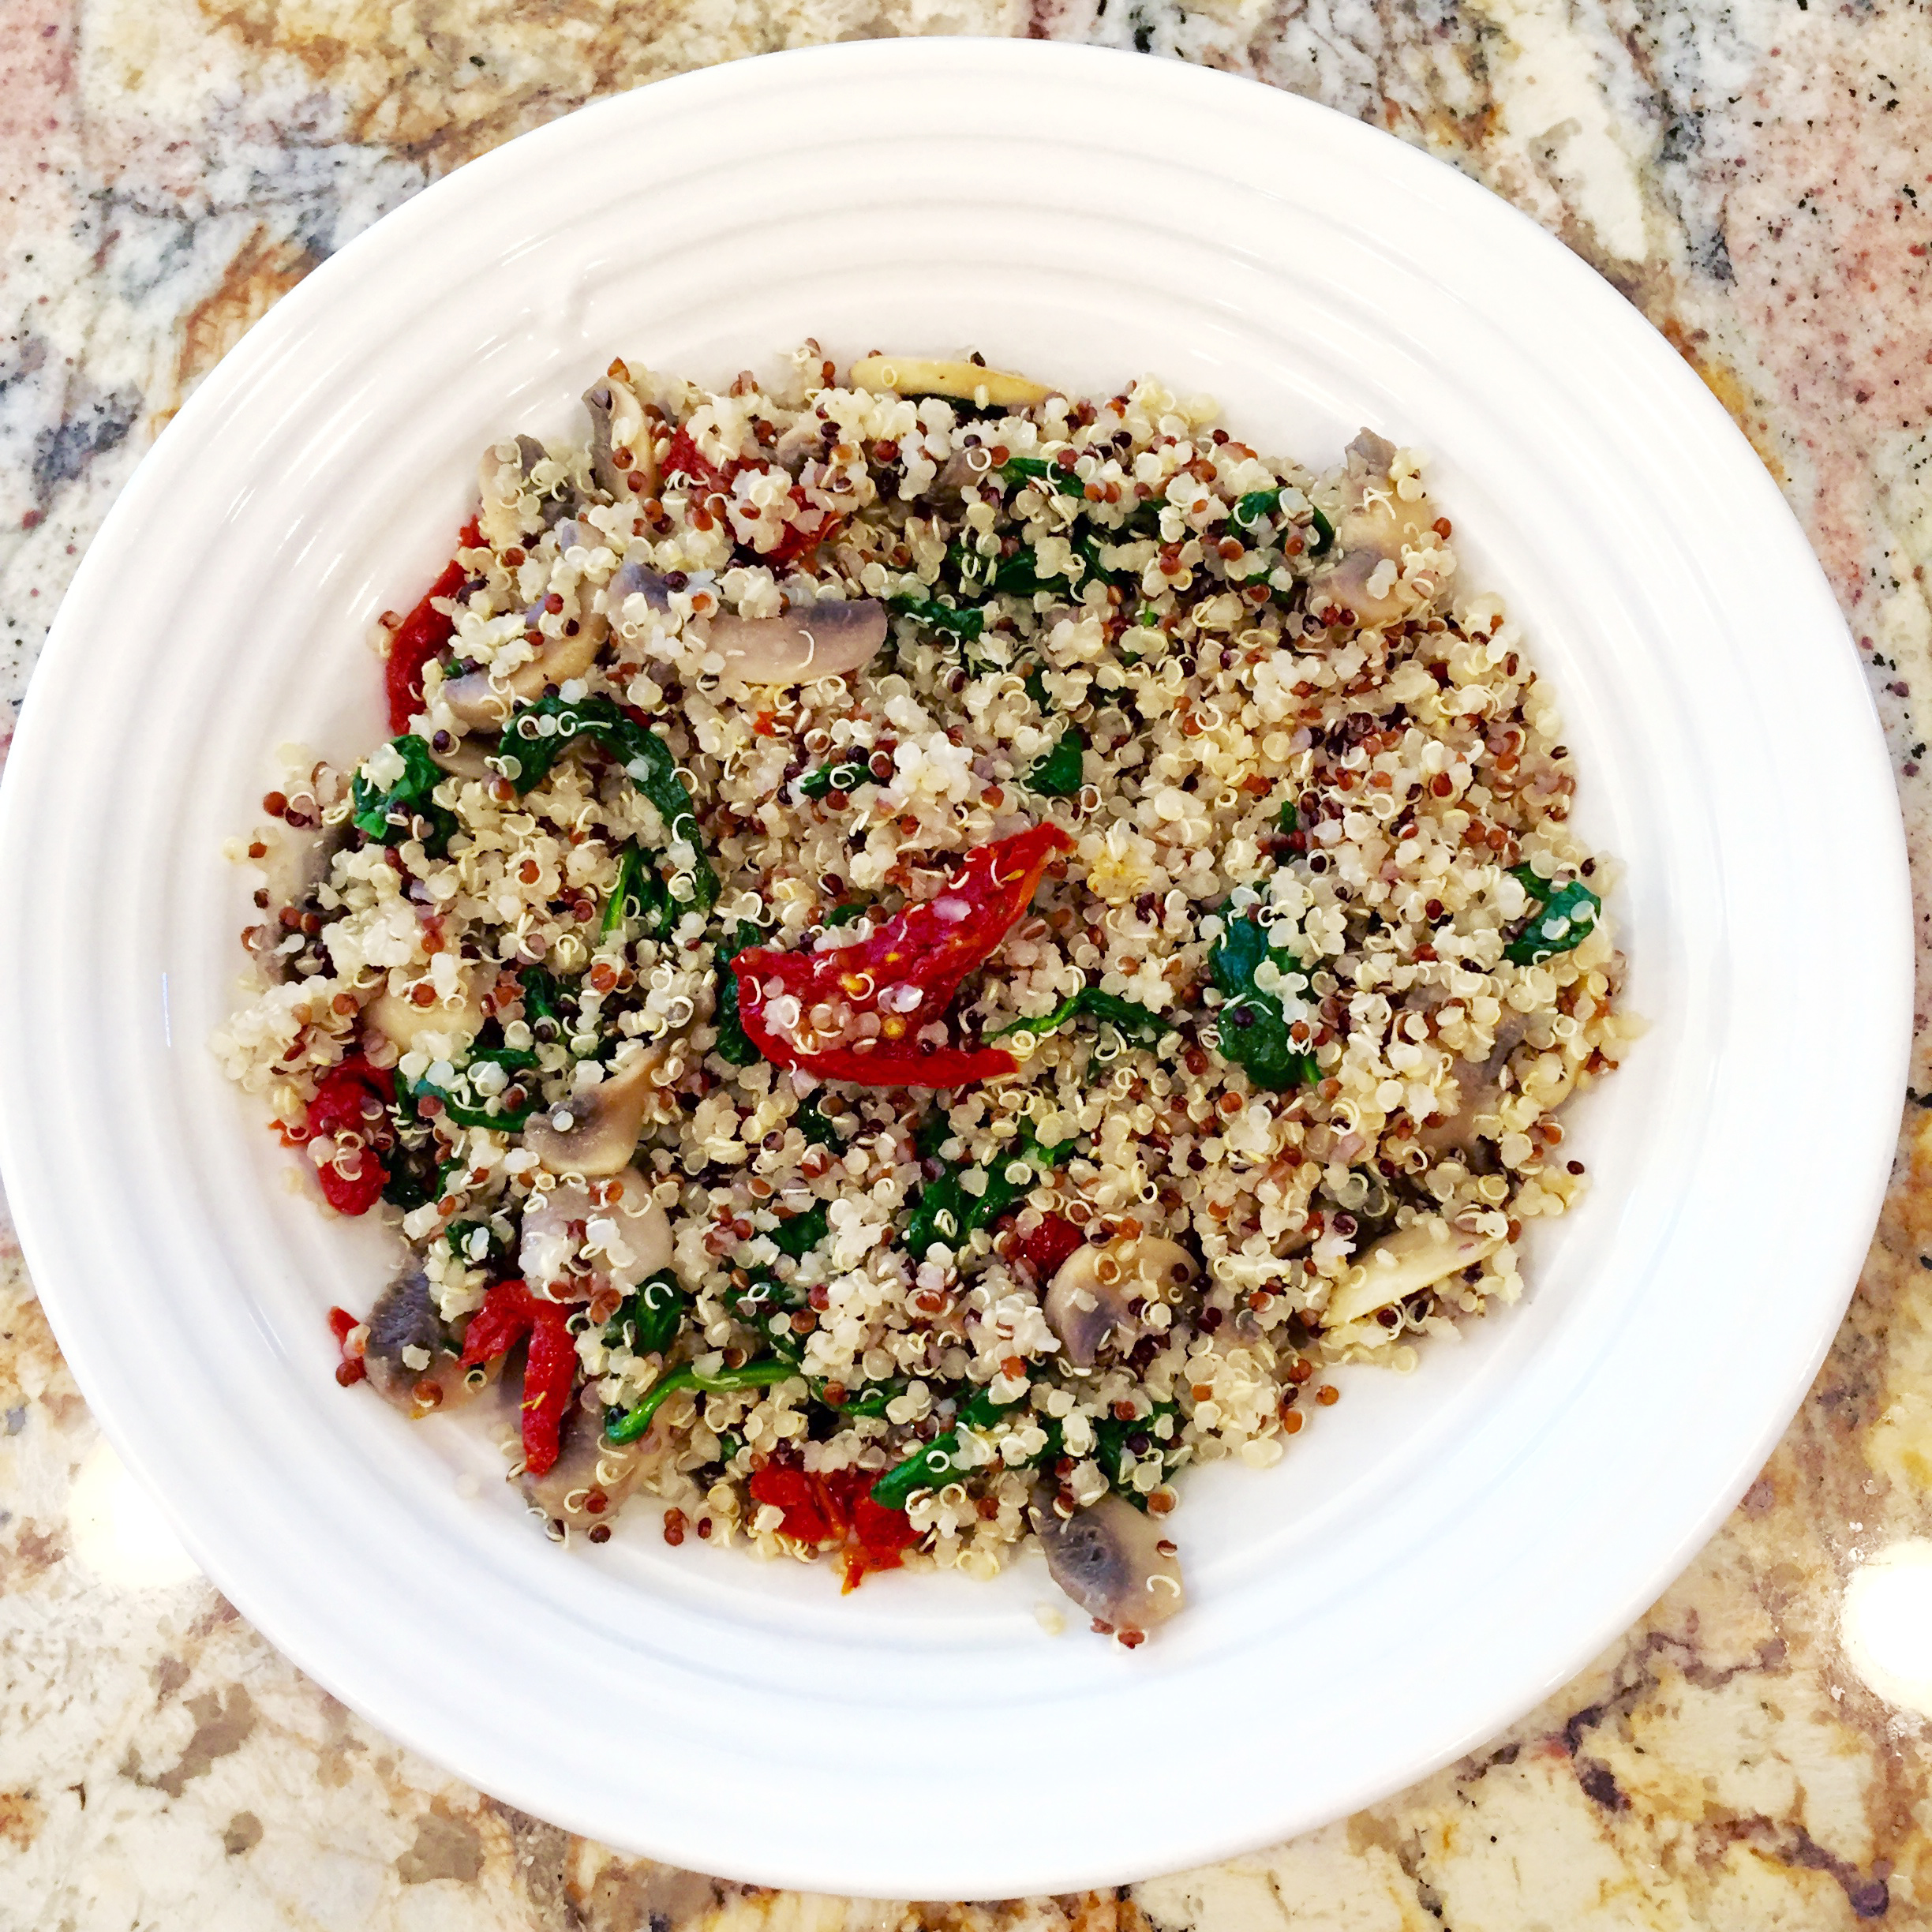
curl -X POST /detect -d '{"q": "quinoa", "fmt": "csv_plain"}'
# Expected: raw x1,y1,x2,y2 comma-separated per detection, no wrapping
214,346,1634,1641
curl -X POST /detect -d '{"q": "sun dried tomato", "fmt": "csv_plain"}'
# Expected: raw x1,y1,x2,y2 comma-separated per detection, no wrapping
305,1058,396,1215
459,1279,537,1368
729,823,1072,1088
457,1281,575,1477
384,518,481,734
661,428,736,500
747,1462,921,1589
1019,1213,1084,1280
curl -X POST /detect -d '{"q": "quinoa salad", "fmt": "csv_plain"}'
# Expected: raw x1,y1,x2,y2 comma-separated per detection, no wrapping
215,347,1634,1642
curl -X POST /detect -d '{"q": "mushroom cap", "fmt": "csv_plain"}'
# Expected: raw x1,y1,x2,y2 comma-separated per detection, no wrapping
520,1043,669,1177
368,974,483,1055
705,601,886,686
1035,1492,1185,1635
1043,1234,1197,1368
519,1166,672,1296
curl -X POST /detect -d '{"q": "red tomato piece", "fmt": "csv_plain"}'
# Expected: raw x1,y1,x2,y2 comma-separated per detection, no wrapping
384,517,481,734
1020,1213,1085,1281
304,1058,396,1216
519,1300,577,1478
459,1279,537,1368
662,428,736,500
729,823,1073,1089
747,1462,920,1588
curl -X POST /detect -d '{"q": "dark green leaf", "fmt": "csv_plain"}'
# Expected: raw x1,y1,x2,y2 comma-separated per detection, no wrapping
350,735,456,854
1208,912,1318,1092
769,1200,829,1260
713,919,764,1066
1029,728,1086,797
497,695,716,913
606,1357,803,1446
799,755,873,799
405,1046,542,1131
889,593,986,640
1503,865,1601,965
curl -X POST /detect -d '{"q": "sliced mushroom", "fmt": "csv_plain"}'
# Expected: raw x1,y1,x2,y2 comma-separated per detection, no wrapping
427,736,495,780
582,371,653,501
705,600,886,685
1417,1014,1530,1159
361,1269,485,1410
478,434,552,550
1308,425,1451,628
1034,1492,1185,1637
520,1044,675,1176
519,1166,672,1295
246,822,349,983
520,1394,646,1532
441,613,608,732
1324,1215,1503,1329
369,973,483,1054
1044,1235,1196,1368
850,356,1054,408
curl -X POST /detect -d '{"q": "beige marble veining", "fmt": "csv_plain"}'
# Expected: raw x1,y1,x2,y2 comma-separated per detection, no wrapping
2,0,1930,1925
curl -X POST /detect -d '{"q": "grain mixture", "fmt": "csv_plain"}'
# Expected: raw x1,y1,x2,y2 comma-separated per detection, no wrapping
215,347,1634,1641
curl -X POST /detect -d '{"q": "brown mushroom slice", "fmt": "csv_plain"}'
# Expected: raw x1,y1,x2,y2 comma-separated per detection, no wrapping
582,372,652,501
519,1167,672,1294
1309,426,1449,628
246,821,349,983
1324,1217,1503,1329
1035,1492,1185,1637
478,434,552,550
850,356,1054,408
1044,1235,1196,1368
520,1397,646,1533
522,1047,670,1176
441,615,608,731
1416,1014,1530,1159
361,1269,487,1411
369,974,483,1054
706,601,886,685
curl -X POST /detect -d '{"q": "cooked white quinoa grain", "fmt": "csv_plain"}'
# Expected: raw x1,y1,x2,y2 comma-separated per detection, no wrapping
215,347,1634,1640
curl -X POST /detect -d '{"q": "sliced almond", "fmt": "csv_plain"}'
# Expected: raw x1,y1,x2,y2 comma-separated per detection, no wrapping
850,356,1054,408
1324,1216,1503,1328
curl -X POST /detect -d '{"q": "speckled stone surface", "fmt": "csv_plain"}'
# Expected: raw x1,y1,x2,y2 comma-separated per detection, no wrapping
3,2,1930,1926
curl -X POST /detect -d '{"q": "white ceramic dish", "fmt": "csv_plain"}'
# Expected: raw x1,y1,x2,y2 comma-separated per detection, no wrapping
0,39,1908,1897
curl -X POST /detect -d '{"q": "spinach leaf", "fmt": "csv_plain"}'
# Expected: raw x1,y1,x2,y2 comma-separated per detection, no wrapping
904,1117,1078,1257
795,1097,846,1150
1028,727,1086,797
350,735,456,854
822,899,869,928
601,843,674,939
608,1268,685,1357
769,1200,829,1260
1093,1400,1180,1511
1000,455,1085,499
444,1219,512,1271
605,1357,803,1446
405,1045,542,1130
496,695,717,914
888,593,986,640
994,987,1168,1045
1503,865,1601,965
799,754,873,799
712,919,763,1066
1208,911,1318,1091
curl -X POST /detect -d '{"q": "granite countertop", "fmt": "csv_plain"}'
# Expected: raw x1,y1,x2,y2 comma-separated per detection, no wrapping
3,2,1930,1926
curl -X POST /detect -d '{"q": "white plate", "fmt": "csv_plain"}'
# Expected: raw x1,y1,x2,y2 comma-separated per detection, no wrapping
0,39,1908,1897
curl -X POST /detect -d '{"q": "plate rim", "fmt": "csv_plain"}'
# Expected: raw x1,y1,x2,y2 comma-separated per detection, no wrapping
0,36,1910,1896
